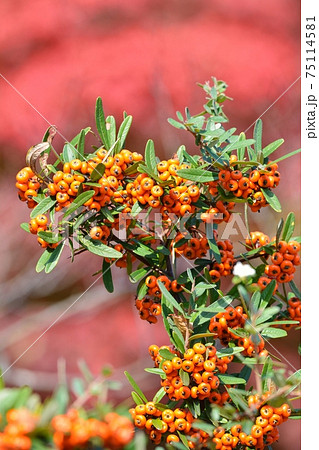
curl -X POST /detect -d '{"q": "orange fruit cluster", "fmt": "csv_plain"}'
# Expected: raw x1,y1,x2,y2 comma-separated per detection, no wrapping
129,403,195,446
208,306,268,357
212,403,291,449
15,167,41,209
218,162,280,212
135,297,162,324
264,240,301,285
200,200,235,224
0,409,38,450
148,344,231,404
209,237,236,282
52,409,133,450
28,214,59,249
287,297,301,325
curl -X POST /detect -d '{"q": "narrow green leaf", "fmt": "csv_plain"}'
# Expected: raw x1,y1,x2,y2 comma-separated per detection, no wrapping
223,138,255,153
289,280,301,298
129,268,149,283
30,196,56,219
256,306,280,325
176,168,217,183
76,129,86,160
95,97,109,149
124,371,148,403
37,231,62,244
131,391,145,406
266,148,300,165
261,328,287,338
153,387,166,403
36,248,52,273
62,143,77,162
145,368,166,376
179,369,190,387
167,118,187,130
90,163,106,181
144,139,158,174
102,259,114,293
158,348,175,361
262,138,284,157
20,222,31,233
63,190,95,217
261,356,273,392
105,116,116,149
253,119,263,153
79,236,122,259
44,242,65,273
261,188,282,212
281,212,295,242
276,218,284,247
158,281,184,314
216,347,244,357
218,375,246,385
116,115,133,151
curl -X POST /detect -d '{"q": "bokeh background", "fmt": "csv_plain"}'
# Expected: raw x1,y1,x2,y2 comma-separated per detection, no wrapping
0,0,300,448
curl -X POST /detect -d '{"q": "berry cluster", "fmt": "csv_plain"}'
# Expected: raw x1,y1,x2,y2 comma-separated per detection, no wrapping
208,306,268,357
212,402,291,449
0,409,38,450
218,161,280,212
209,236,236,282
15,167,41,209
135,297,162,324
129,404,196,447
200,200,235,224
52,409,133,450
149,344,231,403
264,240,301,285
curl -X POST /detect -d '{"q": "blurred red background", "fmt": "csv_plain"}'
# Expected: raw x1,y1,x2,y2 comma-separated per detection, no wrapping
0,0,300,448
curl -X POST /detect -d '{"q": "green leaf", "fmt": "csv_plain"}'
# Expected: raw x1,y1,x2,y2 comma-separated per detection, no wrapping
129,268,149,283
153,387,166,403
158,281,184,314
105,116,116,149
267,148,301,165
177,431,190,449
54,384,69,414
227,387,248,411
206,223,221,263
255,306,280,325
172,330,185,354
131,200,144,218
62,143,77,162
76,129,86,160
158,348,175,361
102,259,114,293
20,222,31,233
261,188,282,212
36,248,52,273
167,118,187,130
223,138,255,153
131,391,146,406
253,119,263,154
281,212,295,242
176,168,217,183
237,132,247,160
218,375,246,385
179,369,190,386
260,280,276,308
124,371,148,403
63,190,95,217
262,138,284,157
30,196,56,219
44,242,65,273
90,163,106,181
216,347,244,357
95,97,109,149
261,356,273,392
37,231,62,244
70,127,91,146
152,418,164,430
261,328,287,338
79,236,123,259
116,115,133,151
276,218,284,247
145,368,166,376
144,139,158,174
289,280,301,298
